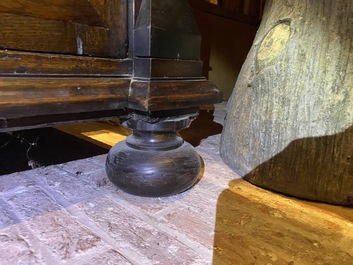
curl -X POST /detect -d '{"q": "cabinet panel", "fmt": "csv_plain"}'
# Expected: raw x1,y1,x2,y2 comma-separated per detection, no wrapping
0,0,128,58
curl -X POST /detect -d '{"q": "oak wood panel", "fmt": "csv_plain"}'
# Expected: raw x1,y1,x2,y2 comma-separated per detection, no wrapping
134,58,203,79
0,0,105,27
0,50,132,76
0,77,129,119
87,0,128,58
0,110,127,132
129,79,223,111
0,0,128,58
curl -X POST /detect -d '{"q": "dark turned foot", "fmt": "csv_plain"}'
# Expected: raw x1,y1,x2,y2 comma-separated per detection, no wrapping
105,112,201,197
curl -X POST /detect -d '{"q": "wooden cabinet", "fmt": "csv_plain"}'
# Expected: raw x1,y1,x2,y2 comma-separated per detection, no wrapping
0,0,128,57
0,0,132,130
0,0,222,197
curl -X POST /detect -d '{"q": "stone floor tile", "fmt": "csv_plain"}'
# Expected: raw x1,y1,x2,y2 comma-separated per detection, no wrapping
0,171,37,194
161,206,215,249
0,199,20,228
79,168,116,191
55,156,105,175
26,166,105,204
72,248,133,265
174,188,218,219
77,195,209,265
109,189,190,216
25,210,104,262
3,185,62,221
0,208,16,228
87,154,108,167
0,224,59,265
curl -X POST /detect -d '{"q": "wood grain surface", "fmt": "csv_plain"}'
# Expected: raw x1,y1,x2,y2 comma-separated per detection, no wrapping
221,0,353,204
0,77,129,118
0,0,128,58
0,50,132,76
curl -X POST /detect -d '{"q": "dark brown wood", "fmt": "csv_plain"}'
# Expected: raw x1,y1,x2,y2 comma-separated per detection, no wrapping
246,0,264,18
0,77,129,119
0,0,128,58
127,0,223,112
0,0,223,197
222,0,242,12
0,50,132,76
188,0,261,25
133,58,203,79
134,0,201,60
106,113,201,197
0,0,106,27
0,110,128,132
129,80,222,111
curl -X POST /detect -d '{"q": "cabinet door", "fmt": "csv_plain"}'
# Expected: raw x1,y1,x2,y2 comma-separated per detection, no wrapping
0,0,128,58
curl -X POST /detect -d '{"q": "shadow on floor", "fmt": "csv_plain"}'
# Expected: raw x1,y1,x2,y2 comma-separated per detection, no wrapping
0,127,108,175
179,109,223,147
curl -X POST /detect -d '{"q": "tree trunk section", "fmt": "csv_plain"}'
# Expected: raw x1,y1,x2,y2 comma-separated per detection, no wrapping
220,0,353,205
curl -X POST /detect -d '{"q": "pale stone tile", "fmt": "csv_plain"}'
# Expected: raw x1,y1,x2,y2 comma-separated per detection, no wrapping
77,196,208,265
3,185,62,220
0,171,37,194
0,224,58,265
87,154,108,167
26,166,103,203
55,156,103,175
74,248,133,265
0,199,18,228
0,208,15,228
25,210,104,262
80,169,116,191
161,206,215,248
109,189,188,215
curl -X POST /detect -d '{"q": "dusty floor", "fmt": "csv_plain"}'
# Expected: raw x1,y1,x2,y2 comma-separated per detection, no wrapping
0,104,352,264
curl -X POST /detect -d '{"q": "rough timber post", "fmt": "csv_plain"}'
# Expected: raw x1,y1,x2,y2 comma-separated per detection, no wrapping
220,0,353,205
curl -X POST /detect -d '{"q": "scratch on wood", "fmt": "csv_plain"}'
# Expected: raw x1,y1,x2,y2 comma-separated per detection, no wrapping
77,36,83,55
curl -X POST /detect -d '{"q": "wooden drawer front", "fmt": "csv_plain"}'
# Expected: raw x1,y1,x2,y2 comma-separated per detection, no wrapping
0,0,128,58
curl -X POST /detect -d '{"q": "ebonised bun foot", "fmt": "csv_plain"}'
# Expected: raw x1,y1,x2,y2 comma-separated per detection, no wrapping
105,112,201,197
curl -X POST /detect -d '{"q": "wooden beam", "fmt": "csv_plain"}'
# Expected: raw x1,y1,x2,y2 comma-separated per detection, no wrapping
0,50,132,77
0,0,106,27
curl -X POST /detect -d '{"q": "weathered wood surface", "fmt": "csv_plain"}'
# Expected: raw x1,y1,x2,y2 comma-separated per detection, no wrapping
0,77,129,120
1,110,127,133
129,79,223,111
0,0,128,58
128,0,223,112
133,58,203,79
0,51,132,76
221,0,353,205
134,0,201,60
0,0,106,27
0,0,223,132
